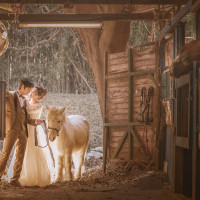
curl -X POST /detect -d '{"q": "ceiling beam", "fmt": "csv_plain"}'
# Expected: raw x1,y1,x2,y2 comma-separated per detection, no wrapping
0,13,156,23
0,0,188,4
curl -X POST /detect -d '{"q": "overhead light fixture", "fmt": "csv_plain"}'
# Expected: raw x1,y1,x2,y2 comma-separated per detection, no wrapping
19,22,102,28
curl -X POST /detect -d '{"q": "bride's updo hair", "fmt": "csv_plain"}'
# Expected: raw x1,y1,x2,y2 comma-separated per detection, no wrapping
35,85,48,100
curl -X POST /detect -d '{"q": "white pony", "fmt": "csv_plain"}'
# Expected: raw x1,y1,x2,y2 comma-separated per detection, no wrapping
46,106,89,182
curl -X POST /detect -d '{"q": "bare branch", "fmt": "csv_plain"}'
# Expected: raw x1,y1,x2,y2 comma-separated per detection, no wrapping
68,28,88,62
46,5,63,14
143,21,151,35
31,28,62,54
68,57,94,93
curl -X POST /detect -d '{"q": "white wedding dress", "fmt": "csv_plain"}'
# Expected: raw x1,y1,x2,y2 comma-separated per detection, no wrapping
7,104,56,187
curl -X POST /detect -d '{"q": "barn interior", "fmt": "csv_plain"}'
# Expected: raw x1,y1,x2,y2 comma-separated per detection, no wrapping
0,0,200,200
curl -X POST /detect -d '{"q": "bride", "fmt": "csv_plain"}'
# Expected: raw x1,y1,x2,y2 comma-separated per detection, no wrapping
8,86,55,187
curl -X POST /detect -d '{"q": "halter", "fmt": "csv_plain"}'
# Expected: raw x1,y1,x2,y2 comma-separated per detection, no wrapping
48,127,60,136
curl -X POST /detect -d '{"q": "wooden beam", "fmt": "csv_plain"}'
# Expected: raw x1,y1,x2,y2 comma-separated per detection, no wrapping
106,69,156,80
104,122,153,127
114,129,129,158
0,0,188,5
192,9,200,200
103,51,108,173
155,0,193,41
0,13,155,23
191,0,200,12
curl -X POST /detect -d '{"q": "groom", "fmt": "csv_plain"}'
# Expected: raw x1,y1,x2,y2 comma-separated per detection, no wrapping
0,78,43,186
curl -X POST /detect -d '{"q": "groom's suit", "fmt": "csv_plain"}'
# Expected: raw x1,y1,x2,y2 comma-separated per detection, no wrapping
0,91,37,182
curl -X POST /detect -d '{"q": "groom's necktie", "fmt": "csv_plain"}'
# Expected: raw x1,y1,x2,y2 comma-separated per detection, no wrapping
16,91,26,108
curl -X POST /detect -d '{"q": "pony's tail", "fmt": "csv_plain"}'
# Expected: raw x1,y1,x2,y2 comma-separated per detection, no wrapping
83,119,90,157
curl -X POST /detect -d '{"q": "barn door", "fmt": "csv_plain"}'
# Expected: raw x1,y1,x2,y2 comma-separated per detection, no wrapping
0,80,6,140
175,73,192,149
103,42,158,171
174,72,193,197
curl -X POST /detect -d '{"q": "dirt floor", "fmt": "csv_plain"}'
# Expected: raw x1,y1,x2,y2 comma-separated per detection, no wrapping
0,158,191,200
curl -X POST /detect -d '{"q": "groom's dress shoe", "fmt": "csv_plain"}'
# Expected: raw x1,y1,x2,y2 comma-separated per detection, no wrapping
10,180,21,187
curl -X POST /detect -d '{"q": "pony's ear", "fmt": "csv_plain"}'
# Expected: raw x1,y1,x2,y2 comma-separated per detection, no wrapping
60,107,66,114
46,105,51,111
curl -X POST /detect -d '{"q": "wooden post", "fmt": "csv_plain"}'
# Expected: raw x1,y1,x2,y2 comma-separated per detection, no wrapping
103,51,108,173
192,9,200,200
155,41,161,170
128,48,133,160
0,80,6,140
173,22,185,193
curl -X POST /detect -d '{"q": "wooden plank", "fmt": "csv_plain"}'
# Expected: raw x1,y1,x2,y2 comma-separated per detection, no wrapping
106,70,155,80
132,64,155,71
128,129,133,159
107,109,128,115
107,114,128,122
107,64,128,75
0,0,188,4
133,47,155,56
133,54,155,62
108,91,128,98
132,59,155,68
114,129,129,158
130,128,141,145
0,13,155,23
104,121,152,127
133,77,154,86
108,57,128,65
155,0,193,41
110,142,128,149
107,97,128,104
108,87,128,92
107,103,128,109
108,52,128,60
110,132,127,138
110,126,127,132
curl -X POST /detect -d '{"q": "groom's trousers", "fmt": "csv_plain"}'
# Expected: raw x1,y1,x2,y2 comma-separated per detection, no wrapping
0,108,27,181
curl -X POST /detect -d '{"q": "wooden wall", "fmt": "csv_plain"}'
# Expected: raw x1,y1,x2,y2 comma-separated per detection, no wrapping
105,44,158,162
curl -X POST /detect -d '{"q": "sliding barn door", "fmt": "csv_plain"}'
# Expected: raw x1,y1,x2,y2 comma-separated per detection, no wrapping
103,42,159,171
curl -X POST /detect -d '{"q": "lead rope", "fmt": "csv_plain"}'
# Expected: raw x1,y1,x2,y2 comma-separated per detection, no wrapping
34,121,55,168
